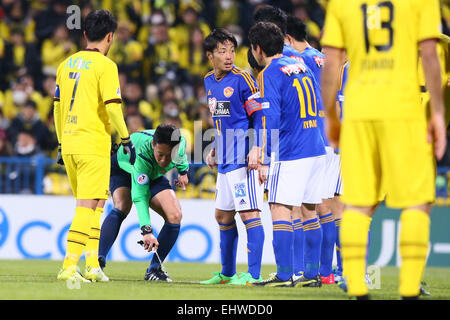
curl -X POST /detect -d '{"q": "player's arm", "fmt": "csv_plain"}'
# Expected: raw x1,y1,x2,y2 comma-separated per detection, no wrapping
418,0,446,160
174,136,190,190
53,68,63,165
101,61,136,164
420,39,446,160
240,72,265,170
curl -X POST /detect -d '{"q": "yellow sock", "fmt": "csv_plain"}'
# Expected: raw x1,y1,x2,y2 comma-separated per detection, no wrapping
85,206,103,269
399,209,430,298
340,209,372,297
62,206,93,270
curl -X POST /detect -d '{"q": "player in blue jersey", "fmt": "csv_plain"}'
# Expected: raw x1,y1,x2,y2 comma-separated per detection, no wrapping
249,21,326,287
200,28,266,286
285,15,342,285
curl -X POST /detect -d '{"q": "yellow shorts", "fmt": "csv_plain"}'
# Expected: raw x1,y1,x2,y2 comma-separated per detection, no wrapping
63,154,110,200
340,119,435,209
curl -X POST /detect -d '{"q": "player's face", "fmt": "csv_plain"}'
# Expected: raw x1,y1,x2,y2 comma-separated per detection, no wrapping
210,40,235,74
153,142,173,168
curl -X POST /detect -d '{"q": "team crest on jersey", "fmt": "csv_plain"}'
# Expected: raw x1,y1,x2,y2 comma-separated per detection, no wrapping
314,56,325,68
208,97,217,114
234,183,246,198
280,63,307,77
137,173,149,185
223,86,234,98
213,101,231,117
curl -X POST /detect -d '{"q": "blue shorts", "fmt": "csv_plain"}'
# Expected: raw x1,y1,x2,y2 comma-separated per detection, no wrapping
109,153,172,199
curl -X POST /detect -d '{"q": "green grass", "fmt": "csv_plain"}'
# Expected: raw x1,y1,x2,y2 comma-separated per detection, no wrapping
0,260,449,300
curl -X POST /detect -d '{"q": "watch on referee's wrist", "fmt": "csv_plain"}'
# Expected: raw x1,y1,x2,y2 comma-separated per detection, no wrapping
141,225,153,235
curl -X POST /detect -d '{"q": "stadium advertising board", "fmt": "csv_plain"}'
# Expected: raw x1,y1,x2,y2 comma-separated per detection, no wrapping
0,195,449,267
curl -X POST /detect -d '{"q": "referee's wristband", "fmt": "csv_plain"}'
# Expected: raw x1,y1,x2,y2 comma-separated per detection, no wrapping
141,225,153,235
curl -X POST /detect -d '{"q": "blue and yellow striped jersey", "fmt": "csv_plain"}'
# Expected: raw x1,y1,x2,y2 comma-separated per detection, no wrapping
257,56,326,162
204,65,262,173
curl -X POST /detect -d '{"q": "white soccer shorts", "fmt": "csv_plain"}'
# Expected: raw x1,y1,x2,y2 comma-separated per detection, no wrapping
321,146,342,199
215,167,264,212
334,153,344,195
267,155,325,206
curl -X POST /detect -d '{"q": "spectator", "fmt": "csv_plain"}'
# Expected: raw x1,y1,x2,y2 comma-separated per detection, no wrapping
7,99,57,153
2,74,43,120
292,4,321,40
12,131,39,157
107,20,144,80
227,24,251,72
125,112,147,134
0,0,36,43
38,75,56,122
215,0,240,27
141,13,180,84
178,25,211,79
4,28,41,85
0,128,12,156
34,0,70,44
41,24,77,76
122,80,155,123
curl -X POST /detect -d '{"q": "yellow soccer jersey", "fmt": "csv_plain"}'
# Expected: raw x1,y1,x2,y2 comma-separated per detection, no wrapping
54,49,122,156
322,0,441,121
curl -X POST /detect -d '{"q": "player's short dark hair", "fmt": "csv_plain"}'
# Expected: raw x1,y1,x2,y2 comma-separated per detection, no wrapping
247,48,263,72
286,15,307,42
248,22,284,57
153,124,181,148
253,5,287,36
84,9,117,42
203,28,238,54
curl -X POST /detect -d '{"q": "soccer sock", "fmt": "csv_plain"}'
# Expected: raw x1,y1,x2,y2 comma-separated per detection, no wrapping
303,217,323,279
399,209,430,298
62,206,92,270
149,222,180,271
272,220,293,281
244,218,265,279
98,208,127,260
219,221,238,277
85,206,103,269
335,218,343,275
340,209,371,297
292,219,304,276
319,213,336,277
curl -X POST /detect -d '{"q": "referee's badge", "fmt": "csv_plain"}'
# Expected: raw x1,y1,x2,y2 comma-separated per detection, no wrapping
137,173,149,185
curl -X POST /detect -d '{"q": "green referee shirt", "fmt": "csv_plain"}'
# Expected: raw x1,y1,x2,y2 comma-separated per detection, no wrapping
116,129,189,227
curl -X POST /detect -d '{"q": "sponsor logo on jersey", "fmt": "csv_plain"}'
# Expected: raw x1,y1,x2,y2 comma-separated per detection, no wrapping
213,101,231,117
137,173,149,185
64,57,92,70
223,86,234,98
280,63,307,77
208,97,217,114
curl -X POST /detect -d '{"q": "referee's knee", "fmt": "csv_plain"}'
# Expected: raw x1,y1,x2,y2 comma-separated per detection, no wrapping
166,209,182,224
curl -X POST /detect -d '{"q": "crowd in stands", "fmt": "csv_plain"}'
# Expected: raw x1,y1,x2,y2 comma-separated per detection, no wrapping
0,0,448,196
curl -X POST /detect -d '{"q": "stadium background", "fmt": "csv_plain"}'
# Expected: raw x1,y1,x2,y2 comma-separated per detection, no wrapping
0,0,449,268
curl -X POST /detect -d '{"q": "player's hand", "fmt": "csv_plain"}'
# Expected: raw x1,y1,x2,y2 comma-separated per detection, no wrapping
247,146,261,171
122,137,136,165
142,233,159,252
257,164,268,185
56,144,64,165
325,117,341,149
428,112,447,161
206,148,217,169
175,173,189,190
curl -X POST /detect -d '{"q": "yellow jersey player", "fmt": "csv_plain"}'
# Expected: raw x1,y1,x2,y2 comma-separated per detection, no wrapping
321,0,446,299
54,9,136,283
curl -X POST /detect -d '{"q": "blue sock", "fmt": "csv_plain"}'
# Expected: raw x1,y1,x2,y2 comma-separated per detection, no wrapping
319,213,335,277
219,221,238,277
244,218,265,279
148,222,180,271
303,217,322,279
292,219,304,276
335,218,342,275
99,208,127,260
273,220,293,281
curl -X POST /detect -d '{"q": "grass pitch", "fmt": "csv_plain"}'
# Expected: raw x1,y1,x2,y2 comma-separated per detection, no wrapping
0,260,449,300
